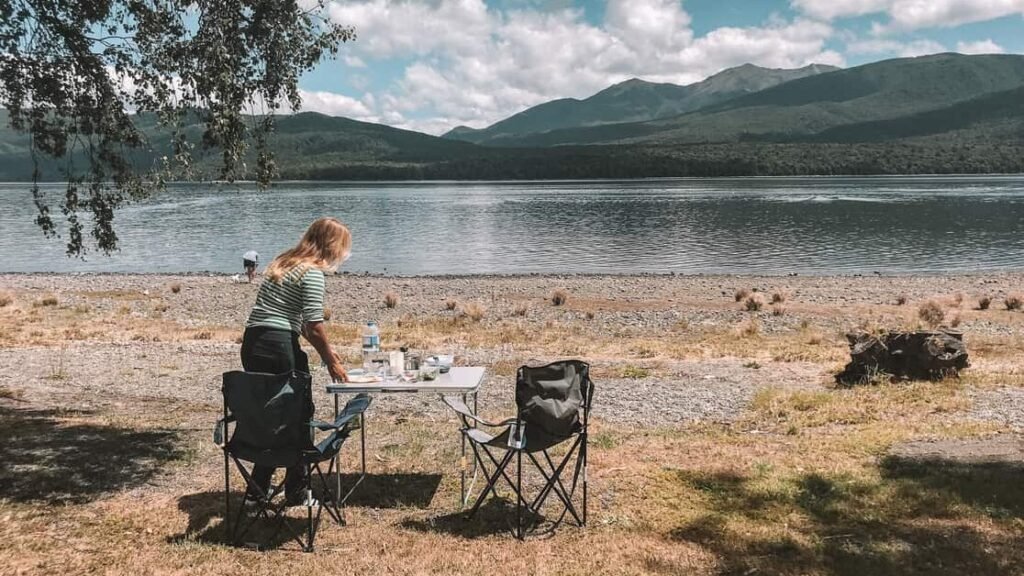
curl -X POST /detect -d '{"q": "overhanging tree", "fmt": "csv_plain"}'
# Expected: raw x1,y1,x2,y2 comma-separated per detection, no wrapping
0,0,353,256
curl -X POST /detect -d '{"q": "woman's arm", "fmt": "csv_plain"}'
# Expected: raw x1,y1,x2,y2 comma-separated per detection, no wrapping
299,269,347,382
304,321,348,382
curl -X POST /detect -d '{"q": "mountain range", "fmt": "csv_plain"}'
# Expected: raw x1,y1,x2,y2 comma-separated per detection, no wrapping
2,53,1024,180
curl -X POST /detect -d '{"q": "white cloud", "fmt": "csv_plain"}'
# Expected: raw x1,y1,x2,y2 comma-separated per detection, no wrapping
343,55,367,68
326,0,844,134
792,0,1024,32
847,38,946,57
296,89,375,119
956,39,1006,54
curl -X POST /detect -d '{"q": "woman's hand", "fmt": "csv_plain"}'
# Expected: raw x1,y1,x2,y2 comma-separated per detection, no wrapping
327,360,348,383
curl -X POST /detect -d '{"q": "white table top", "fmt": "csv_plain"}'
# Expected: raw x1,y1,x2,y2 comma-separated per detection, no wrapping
326,366,486,394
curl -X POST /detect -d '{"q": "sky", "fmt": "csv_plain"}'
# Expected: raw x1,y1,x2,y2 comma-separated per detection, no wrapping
294,0,1024,135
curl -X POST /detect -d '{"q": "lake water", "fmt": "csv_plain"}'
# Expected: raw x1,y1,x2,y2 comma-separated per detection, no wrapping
2,176,1024,275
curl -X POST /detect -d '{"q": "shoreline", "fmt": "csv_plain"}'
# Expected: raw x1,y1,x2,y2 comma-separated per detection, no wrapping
4,270,1024,280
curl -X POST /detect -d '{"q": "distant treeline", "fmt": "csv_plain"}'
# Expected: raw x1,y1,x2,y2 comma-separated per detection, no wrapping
281,143,1024,180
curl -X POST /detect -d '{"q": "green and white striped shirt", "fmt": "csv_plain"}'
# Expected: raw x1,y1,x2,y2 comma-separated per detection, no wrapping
245,267,326,333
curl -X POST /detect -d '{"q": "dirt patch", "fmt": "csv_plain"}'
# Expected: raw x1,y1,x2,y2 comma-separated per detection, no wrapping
888,435,1024,467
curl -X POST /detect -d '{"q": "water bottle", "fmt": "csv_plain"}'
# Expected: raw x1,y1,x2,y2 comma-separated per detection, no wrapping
361,321,380,370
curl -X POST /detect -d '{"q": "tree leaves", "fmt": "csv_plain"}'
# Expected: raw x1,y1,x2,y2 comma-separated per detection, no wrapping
0,0,352,256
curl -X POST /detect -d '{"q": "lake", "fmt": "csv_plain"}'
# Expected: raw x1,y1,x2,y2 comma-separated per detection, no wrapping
2,176,1024,275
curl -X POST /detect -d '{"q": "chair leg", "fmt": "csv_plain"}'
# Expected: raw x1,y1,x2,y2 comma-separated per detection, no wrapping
223,449,230,540
516,449,523,540
305,464,314,553
468,448,514,518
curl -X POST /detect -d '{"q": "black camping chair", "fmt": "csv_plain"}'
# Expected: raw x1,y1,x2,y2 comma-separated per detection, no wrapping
214,370,370,552
445,360,593,539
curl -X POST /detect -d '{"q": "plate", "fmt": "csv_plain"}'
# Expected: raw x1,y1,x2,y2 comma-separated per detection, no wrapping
346,374,383,384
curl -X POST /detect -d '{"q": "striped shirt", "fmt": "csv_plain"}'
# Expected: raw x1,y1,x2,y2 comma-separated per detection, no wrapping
245,267,326,333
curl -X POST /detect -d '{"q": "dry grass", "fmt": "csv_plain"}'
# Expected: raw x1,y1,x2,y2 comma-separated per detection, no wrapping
585,310,595,320
551,288,569,306
952,292,964,307
3,274,1024,575
36,295,58,307
0,293,12,307
896,295,908,306
743,293,766,312
169,282,182,294
323,307,333,322
193,331,213,340
737,316,761,338
770,291,787,304
917,300,945,328
512,303,528,317
771,304,786,316
460,302,487,322
978,296,992,310
1005,294,1023,311
445,299,458,311
734,288,751,302
384,290,400,309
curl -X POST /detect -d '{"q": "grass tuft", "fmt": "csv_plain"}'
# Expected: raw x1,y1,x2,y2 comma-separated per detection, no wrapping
917,300,945,328
551,288,569,306
445,299,458,311
896,295,907,306
384,291,400,309
37,295,58,307
1005,294,1023,311
770,291,787,304
0,293,12,307
978,296,992,310
771,304,786,316
621,365,650,379
461,302,486,322
512,303,528,317
194,331,213,340
734,288,751,302
744,293,766,312
169,282,181,294
585,310,595,320
323,307,333,322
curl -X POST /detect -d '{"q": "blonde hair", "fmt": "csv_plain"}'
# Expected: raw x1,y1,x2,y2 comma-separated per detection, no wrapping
265,217,352,282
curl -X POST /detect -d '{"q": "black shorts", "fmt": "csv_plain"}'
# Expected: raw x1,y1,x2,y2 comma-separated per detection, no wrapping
243,259,256,269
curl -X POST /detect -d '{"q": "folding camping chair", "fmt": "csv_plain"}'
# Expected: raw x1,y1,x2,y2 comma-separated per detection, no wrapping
214,370,370,552
445,360,593,539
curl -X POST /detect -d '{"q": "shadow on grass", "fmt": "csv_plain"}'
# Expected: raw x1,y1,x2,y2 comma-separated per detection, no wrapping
401,497,546,539
171,491,312,551
336,473,443,508
0,405,183,504
667,452,1024,576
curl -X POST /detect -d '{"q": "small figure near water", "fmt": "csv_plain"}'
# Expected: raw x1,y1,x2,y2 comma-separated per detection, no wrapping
242,250,259,283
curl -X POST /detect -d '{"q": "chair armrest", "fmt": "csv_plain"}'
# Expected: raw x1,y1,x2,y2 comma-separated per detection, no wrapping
442,396,517,428
213,417,232,447
311,393,372,431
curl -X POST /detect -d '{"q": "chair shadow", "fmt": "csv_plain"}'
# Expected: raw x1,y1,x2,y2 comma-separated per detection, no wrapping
401,497,546,539
0,405,183,504
336,473,442,508
170,490,315,551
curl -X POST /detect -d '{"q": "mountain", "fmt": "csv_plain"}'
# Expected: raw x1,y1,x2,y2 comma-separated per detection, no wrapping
499,53,1024,148
0,110,483,181
442,63,838,146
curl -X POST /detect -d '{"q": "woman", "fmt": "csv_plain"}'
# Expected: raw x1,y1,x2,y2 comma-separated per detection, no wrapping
241,217,350,504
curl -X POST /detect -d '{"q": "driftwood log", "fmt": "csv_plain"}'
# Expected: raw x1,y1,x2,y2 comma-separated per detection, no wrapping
836,330,969,385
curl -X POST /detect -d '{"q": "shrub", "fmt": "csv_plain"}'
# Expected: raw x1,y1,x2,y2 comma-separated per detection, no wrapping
739,316,761,337
621,365,650,379
551,288,568,306
512,303,528,317
896,295,907,306
194,331,213,340
585,310,595,320
323,307,333,322
384,291,399,309
950,314,962,328
0,293,12,307
744,293,766,312
152,302,170,313
917,300,945,328
978,296,992,310
1006,294,1023,311
40,296,58,307
807,332,823,345
462,302,486,322
771,304,786,316
952,292,964,307
445,299,458,311
170,282,182,294
771,291,787,304
734,288,751,302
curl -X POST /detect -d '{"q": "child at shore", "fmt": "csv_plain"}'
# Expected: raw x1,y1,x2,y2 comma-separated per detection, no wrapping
242,250,259,283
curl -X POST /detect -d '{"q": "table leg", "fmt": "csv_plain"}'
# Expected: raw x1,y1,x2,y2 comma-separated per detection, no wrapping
334,395,340,508
460,392,467,509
